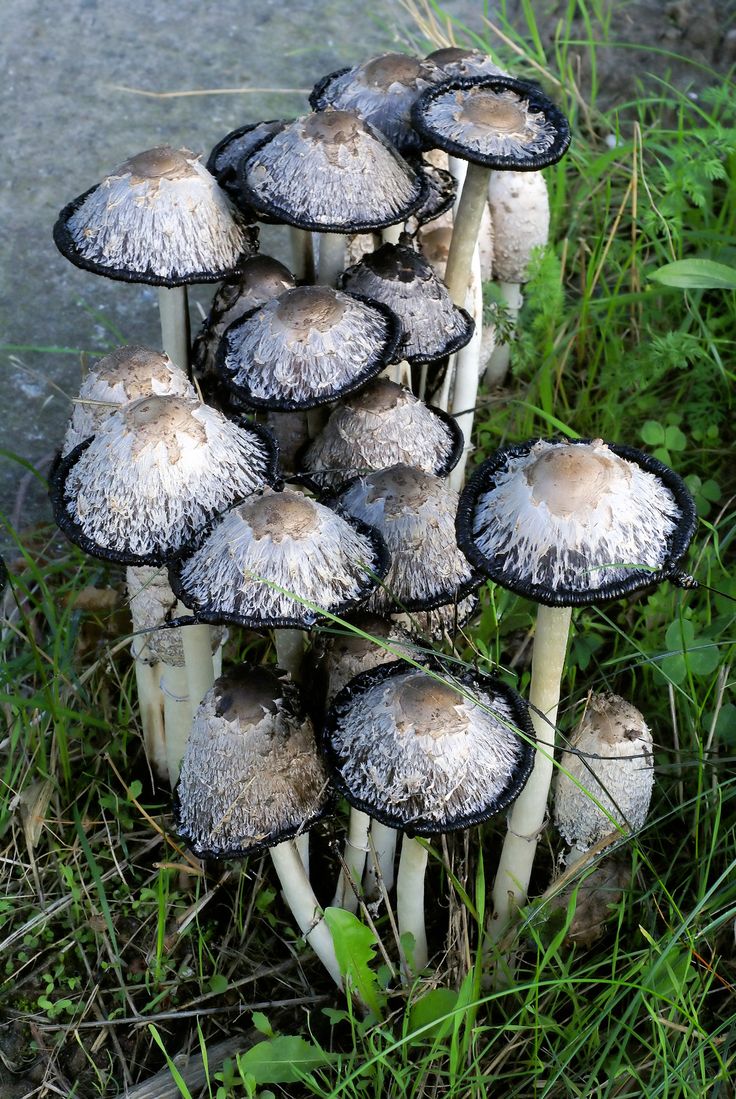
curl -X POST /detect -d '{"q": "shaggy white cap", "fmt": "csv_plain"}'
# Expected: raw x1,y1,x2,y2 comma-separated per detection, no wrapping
126,565,225,666
426,47,507,80
302,378,458,490
176,668,328,856
174,488,384,626
243,110,424,230
62,395,274,560
554,693,654,855
310,53,443,153
323,614,415,705
338,464,476,614
220,286,395,406
63,346,194,455
328,666,529,830
488,170,550,284
63,146,254,281
467,440,682,599
417,84,560,165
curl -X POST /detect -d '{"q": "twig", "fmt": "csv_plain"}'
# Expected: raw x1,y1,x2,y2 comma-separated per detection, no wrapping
108,84,308,98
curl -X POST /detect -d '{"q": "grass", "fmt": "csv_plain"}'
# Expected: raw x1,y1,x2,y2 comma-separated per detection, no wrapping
2,1,735,1095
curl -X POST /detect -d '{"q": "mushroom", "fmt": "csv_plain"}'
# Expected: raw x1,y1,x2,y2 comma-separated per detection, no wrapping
300,378,463,492
455,437,697,937
216,285,401,411
323,658,534,970
175,666,341,987
54,146,258,373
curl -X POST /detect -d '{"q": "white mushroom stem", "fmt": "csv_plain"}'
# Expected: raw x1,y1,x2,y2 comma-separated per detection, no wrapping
158,285,191,376
363,821,397,899
270,840,342,988
397,834,429,975
332,808,371,913
448,241,483,491
160,662,191,787
289,227,315,283
483,281,523,388
318,233,347,287
488,604,572,938
295,832,310,877
274,629,305,683
131,642,168,782
443,162,490,308
381,223,403,245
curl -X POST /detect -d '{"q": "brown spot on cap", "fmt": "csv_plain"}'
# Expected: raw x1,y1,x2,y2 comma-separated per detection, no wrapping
365,464,434,508
248,490,321,542
123,396,207,463
303,109,363,146
394,673,470,740
363,53,425,88
345,377,404,414
118,146,194,183
274,286,348,337
461,93,527,134
101,347,178,398
527,444,629,518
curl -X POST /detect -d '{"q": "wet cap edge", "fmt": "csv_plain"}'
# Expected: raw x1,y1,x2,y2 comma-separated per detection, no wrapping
53,186,260,288
455,437,698,607
321,655,536,835
411,75,571,172
214,294,404,411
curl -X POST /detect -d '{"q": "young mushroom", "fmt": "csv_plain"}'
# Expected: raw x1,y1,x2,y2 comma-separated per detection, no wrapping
455,437,697,939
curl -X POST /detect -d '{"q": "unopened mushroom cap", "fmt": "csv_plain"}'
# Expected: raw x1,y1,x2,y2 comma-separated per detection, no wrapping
63,345,195,455
426,47,507,80
321,613,416,705
554,693,654,854
323,658,534,834
51,394,279,565
192,255,296,381
175,667,330,857
412,76,571,171
488,170,550,284
217,285,401,410
54,145,258,286
337,463,479,614
456,438,697,606
309,53,444,154
340,242,474,364
241,110,426,232
301,377,462,490
169,486,389,629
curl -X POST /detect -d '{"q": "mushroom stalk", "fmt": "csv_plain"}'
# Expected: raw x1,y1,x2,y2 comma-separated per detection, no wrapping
318,233,347,287
274,629,305,683
160,662,191,786
270,840,342,988
332,808,371,912
131,641,167,781
488,603,572,937
158,286,191,377
381,224,403,246
443,162,490,308
179,608,217,718
483,281,523,388
364,821,397,898
289,227,315,283
448,241,483,490
397,834,428,974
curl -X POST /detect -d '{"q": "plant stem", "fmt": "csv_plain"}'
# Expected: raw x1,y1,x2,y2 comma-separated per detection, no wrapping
444,162,490,308
397,834,428,974
363,821,397,899
270,840,342,988
488,603,572,938
332,809,370,913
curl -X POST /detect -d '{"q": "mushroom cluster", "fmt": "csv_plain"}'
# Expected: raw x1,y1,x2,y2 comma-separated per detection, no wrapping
49,36,699,996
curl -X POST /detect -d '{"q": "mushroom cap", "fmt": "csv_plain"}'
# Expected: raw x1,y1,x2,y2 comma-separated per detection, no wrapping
240,110,426,233
309,53,444,155
320,613,417,706
206,119,287,211
336,463,480,615
175,667,331,858
216,285,402,411
62,345,195,455
168,486,390,629
412,76,571,171
554,693,654,854
456,438,697,607
323,658,535,835
340,242,474,364
301,377,463,491
50,394,280,566
192,255,296,381
54,145,258,286
126,564,226,666
403,156,458,230
488,169,550,284
426,47,507,80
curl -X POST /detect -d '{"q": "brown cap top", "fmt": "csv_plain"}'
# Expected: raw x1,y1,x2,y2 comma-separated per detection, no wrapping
175,667,330,857
241,110,425,233
54,145,258,286
426,47,507,80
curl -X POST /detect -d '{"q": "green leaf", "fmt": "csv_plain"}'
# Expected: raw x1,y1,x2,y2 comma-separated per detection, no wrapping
663,425,687,451
251,1010,273,1037
148,1025,194,1099
208,973,229,996
236,1035,329,1084
323,907,385,1019
649,258,736,290
641,420,665,446
408,988,458,1042
128,779,143,800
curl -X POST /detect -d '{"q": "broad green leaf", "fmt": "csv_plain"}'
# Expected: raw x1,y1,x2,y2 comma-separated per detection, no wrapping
208,973,228,996
323,906,385,1019
649,258,736,290
251,1010,272,1036
641,420,665,446
236,1035,329,1084
408,988,458,1041
663,425,687,451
